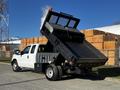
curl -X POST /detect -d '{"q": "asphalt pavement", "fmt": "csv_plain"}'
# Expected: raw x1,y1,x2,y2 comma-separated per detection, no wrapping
0,63,120,90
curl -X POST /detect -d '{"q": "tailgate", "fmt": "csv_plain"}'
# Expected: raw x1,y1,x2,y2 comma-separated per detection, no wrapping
65,40,108,64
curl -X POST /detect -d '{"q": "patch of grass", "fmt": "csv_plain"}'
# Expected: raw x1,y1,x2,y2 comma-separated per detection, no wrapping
0,58,11,63
0,60,10,63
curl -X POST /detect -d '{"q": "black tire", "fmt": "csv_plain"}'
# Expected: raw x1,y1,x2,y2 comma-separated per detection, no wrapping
57,66,63,80
81,68,93,76
12,61,21,72
45,64,59,81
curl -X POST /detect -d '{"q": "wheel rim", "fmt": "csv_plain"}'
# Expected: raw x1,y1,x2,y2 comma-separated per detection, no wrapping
46,67,53,78
13,63,17,70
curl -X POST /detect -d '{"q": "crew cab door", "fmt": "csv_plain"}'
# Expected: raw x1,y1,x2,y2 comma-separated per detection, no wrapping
18,45,31,68
18,45,37,69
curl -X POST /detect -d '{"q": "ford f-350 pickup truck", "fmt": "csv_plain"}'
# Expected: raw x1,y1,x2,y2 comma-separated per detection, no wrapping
11,9,107,81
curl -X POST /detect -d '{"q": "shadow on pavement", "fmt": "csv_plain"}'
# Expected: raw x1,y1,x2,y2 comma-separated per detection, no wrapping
96,66,120,77
19,66,120,81
61,66,120,81
60,74,105,81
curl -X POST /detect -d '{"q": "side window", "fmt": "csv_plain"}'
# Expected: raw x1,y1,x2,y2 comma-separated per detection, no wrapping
31,45,36,54
38,45,45,53
38,45,53,53
22,46,31,54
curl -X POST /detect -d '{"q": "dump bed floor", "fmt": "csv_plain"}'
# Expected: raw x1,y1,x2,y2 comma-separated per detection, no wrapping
65,41,103,59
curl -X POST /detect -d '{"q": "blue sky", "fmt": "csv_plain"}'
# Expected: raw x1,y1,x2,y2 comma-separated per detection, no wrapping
9,0,120,38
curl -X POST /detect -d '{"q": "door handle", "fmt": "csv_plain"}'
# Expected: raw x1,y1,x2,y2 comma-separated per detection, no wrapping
27,55,29,59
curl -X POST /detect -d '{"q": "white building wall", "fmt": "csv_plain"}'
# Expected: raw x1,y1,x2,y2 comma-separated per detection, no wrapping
93,24,120,35
0,40,21,44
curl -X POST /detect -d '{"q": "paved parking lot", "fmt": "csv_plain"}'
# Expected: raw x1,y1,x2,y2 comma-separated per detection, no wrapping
0,63,120,90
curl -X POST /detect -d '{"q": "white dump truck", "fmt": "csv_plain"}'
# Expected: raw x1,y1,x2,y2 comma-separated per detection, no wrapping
11,10,107,81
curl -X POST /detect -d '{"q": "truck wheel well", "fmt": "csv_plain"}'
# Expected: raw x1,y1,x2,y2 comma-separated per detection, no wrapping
54,54,65,65
11,59,17,65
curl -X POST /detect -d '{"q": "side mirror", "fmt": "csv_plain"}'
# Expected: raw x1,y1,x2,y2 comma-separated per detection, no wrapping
14,50,21,55
20,51,24,55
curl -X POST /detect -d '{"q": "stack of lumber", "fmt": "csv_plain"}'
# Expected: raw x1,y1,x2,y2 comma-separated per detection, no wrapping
19,36,48,51
80,30,119,66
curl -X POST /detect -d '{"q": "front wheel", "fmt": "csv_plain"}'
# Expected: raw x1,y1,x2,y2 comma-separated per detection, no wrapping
12,61,21,72
45,64,59,81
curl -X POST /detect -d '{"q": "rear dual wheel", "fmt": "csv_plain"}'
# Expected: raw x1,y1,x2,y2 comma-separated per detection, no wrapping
45,64,62,81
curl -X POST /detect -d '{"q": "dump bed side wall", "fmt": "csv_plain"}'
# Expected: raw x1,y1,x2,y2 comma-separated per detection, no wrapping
42,31,78,61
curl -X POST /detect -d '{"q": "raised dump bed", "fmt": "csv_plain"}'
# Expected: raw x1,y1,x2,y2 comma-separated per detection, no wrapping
41,10,108,68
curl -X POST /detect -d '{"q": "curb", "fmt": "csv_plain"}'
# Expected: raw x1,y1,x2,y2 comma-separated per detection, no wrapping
105,77,120,83
0,62,10,65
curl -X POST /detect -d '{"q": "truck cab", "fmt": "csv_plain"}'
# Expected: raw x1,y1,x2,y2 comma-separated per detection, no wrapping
11,44,39,69
11,43,57,71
